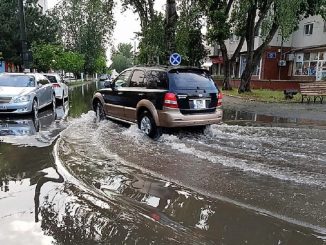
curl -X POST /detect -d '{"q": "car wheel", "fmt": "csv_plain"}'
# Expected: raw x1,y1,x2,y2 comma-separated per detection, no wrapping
32,117,40,133
32,99,38,118
95,101,106,122
52,94,56,111
138,111,161,139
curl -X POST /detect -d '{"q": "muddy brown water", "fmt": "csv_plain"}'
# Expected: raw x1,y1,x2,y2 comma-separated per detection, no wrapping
0,82,325,244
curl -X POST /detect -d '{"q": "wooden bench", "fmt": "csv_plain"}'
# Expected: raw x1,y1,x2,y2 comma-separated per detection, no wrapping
299,82,326,103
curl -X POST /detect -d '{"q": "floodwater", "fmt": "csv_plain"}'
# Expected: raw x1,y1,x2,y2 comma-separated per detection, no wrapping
0,82,325,244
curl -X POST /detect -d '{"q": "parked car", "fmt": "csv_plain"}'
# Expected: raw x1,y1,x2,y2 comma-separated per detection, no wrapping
0,73,56,116
44,73,69,102
92,66,223,139
99,74,111,81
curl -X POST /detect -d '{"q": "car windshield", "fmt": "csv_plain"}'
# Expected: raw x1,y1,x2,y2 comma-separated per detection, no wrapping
45,75,57,83
168,70,216,90
0,75,35,87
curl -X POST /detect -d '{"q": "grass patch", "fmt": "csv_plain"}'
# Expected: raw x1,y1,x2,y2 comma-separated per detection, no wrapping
222,89,301,103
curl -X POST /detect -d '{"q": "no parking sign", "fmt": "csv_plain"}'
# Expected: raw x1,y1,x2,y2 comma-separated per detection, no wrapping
169,53,182,66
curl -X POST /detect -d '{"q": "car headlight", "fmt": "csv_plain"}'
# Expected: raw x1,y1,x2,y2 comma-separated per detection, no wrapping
11,95,31,103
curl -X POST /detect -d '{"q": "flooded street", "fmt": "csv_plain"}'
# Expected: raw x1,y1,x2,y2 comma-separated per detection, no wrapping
1,82,326,244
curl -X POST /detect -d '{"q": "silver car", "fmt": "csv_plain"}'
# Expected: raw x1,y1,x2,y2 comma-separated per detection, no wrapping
0,73,56,116
44,73,69,102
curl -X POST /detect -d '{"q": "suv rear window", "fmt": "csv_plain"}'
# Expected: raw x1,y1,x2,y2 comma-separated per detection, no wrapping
168,69,216,90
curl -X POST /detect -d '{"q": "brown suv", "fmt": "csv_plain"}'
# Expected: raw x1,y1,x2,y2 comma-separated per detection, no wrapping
92,66,223,138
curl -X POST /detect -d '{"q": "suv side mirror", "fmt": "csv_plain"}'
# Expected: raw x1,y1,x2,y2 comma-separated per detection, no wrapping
104,80,112,88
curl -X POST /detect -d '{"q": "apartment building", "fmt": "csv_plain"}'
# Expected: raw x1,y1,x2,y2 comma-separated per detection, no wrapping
209,15,326,81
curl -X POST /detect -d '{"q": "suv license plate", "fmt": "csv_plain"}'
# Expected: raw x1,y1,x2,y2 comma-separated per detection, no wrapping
193,99,206,109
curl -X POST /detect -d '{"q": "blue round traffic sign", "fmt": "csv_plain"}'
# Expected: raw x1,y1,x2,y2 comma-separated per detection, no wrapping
169,53,182,66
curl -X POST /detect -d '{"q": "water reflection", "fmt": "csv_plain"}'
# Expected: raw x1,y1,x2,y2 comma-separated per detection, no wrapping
34,167,64,222
68,82,97,118
0,102,69,147
223,108,326,127
40,152,326,244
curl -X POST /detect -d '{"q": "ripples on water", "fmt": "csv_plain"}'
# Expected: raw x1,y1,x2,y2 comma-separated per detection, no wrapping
50,111,326,244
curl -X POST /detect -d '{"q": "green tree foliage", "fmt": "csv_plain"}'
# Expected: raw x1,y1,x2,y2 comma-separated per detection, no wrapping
121,0,166,64
0,0,59,65
114,43,134,59
176,0,207,67
123,0,207,65
52,0,114,74
121,0,155,30
110,43,133,72
200,0,325,92
137,14,166,64
57,51,85,76
95,56,108,74
199,0,245,90
110,54,132,73
31,43,63,72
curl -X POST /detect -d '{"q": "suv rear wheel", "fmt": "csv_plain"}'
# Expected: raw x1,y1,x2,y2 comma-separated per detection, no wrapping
95,101,106,122
138,111,161,139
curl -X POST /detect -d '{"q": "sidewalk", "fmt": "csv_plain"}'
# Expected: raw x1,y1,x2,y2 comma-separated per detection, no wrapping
223,95,326,122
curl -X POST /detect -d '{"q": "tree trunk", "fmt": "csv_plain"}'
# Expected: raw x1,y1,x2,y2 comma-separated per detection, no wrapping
239,67,253,93
165,0,178,63
239,21,279,93
219,41,232,90
223,59,232,90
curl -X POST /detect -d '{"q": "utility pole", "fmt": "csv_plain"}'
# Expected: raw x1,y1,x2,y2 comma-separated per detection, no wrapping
18,0,28,71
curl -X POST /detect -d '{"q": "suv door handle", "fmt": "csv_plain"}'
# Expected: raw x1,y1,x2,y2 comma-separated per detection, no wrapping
138,93,144,96
118,92,123,95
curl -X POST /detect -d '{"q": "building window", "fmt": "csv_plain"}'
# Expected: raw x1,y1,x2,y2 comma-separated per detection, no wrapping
304,23,313,35
294,52,323,76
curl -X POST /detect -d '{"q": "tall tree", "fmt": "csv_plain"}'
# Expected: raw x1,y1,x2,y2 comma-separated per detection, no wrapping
57,51,85,77
236,0,322,93
137,13,166,64
164,0,178,60
199,0,245,90
110,43,133,72
52,0,115,74
200,0,324,92
121,0,165,64
121,0,155,30
176,0,207,67
31,43,63,72
0,0,59,66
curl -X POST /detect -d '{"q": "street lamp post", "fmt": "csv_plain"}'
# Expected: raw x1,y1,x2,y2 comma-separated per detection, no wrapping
18,0,28,71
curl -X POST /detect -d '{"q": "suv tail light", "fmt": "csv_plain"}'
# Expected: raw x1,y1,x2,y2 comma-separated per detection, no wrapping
163,93,178,108
217,92,223,107
52,83,61,88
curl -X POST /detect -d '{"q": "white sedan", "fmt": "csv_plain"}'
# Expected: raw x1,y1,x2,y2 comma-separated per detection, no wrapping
44,73,69,101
